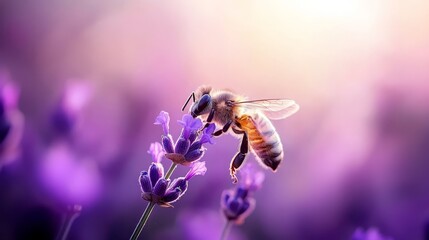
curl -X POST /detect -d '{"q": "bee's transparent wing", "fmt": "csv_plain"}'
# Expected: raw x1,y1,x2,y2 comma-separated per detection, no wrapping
234,99,300,120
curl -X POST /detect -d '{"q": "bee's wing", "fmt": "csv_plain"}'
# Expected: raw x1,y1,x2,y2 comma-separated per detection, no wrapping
234,99,300,120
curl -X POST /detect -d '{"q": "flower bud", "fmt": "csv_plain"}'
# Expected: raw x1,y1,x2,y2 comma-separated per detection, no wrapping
149,163,164,187
170,177,188,193
184,149,204,162
188,141,202,153
162,188,182,203
221,189,255,224
153,178,169,197
139,171,152,193
162,135,175,153
175,137,190,155
188,131,197,143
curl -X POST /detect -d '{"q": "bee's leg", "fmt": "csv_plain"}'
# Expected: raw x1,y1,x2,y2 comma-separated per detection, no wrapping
201,108,215,131
206,108,215,122
213,120,233,136
230,132,248,183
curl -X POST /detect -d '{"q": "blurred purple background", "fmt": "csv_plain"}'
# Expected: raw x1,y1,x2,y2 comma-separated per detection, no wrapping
1,0,429,239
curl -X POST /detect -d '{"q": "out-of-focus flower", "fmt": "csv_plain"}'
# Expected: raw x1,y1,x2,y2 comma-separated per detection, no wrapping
51,82,91,136
221,163,264,225
40,143,102,204
139,145,207,207
0,73,24,169
132,111,213,238
176,209,246,240
239,163,265,192
352,227,393,240
154,111,215,166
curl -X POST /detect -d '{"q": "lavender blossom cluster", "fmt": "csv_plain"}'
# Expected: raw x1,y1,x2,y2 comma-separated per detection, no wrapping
139,143,207,207
138,111,215,207
221,163,265,225
155,111,215,166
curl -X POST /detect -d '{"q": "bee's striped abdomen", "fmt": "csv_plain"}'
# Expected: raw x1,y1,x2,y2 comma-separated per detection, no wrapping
237,113,283,171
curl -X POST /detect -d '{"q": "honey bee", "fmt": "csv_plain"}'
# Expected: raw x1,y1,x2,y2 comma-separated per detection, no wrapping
182,86,299,182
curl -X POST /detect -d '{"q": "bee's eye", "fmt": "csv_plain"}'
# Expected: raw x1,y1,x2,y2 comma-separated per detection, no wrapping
197,94,211,112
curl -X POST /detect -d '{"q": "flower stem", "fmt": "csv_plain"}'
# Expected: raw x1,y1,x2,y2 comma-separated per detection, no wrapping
56,205,82,240
164,162,177,180
220,220,232,240
129,162,178,240
129,201,155,240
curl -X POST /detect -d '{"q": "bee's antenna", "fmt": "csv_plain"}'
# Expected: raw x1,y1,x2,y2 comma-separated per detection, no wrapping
181,92,195,111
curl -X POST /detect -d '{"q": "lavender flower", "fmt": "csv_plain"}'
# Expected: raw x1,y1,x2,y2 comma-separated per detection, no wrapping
154,111,215,166
352,227,393,240
51,82,91,136
0,78,24,168
221,163,264,225
131,111,215,239
139,143,207,207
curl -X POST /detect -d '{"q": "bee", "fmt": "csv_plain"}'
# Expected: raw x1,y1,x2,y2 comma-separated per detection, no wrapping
182,86,299,182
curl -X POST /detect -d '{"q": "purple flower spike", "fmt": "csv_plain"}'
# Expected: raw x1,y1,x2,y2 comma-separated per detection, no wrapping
178,114,202,139
185,161,207,181
154,111,170,135
148,142,164,163
221,190,255,225
139,171,152,193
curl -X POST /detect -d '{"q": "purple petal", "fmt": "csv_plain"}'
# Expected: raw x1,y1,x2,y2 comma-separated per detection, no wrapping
185,161,207,180
178,114,202,139
221,191,230,210
239,163,265,191
154,111,170,135
205,123,216,135
235,187,249,199
237,198,251,215
199,123,215,144
148,142,164,163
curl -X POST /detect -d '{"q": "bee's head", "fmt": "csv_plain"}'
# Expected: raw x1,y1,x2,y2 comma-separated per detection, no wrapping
191,94,212,118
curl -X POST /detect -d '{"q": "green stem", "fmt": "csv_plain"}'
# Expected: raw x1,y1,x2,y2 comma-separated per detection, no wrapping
129,162,178,240
129,202,155,240
164,162,177,180
220,220,232,240
56,205,82,240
